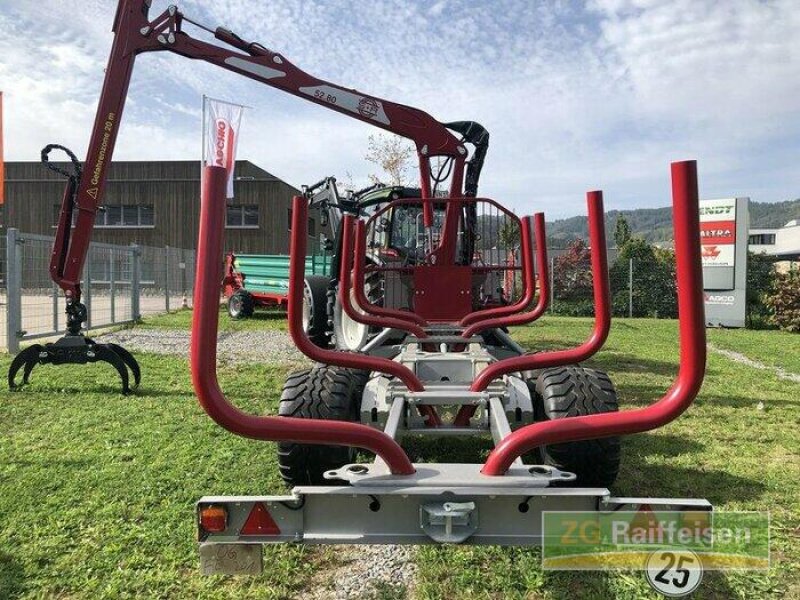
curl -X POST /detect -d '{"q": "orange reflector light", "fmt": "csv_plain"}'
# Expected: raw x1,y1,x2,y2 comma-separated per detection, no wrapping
199,505,228,533
240,502,280,535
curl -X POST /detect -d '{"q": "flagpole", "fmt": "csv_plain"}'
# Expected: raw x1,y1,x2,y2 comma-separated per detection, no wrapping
0,91,5,209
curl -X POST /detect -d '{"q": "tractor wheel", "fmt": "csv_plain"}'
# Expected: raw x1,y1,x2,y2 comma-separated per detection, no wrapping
534,366,621,487
332,269,384,351
303,276,332,349
227,290,254,319
277,365,370,487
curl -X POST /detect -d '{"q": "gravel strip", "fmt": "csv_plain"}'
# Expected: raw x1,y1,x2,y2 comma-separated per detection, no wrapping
709,343,800,384
308,545,417,600
97,328,310,365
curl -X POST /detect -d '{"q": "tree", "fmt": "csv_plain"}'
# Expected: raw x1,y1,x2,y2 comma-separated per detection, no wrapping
498,221,521,249
613,214,631,248
364,133,415,186
608,237,677,318
765,269,800,332
551,239,594,315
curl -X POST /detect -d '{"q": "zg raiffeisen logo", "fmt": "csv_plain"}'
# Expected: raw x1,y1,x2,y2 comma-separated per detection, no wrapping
541,509,769,597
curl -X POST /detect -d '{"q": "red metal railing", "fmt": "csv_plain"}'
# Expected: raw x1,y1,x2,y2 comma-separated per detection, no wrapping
339,215,428,337
470,191,611,394
361,197,530,326
190,166,415,475
481,161,706,475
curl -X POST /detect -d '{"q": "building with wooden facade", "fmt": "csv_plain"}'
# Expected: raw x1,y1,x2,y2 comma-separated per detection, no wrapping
2,160,324,254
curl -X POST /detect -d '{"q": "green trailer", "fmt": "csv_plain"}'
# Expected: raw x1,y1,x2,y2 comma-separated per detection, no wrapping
223,252,332,341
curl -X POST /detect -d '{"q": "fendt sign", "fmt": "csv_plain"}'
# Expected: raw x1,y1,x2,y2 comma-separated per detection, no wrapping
700,199,736,268
699,197,749,327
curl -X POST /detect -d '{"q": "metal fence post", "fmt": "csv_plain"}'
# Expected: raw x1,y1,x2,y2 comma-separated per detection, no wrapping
109,250,116,324
52,284,59,332
628,258,634,318
549,255,555,313
165,245,170,313
84,247,92,329
6,229,22,354
187,249,196,305
131,244,141,321
180,248,188,309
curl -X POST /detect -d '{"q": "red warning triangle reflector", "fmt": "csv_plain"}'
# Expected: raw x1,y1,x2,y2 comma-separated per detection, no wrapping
240,502,280,535
629,503,660,537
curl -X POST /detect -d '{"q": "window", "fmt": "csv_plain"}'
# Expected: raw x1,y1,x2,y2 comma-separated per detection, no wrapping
96,205,155,228
226,204,259,228
749,233,776,245
286,210,315,235
53,204,155,228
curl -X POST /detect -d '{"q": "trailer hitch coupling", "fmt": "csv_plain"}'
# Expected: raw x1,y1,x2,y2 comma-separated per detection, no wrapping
421,501,479,543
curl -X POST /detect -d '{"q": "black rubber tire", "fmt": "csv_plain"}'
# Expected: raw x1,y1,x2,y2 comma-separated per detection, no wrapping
304,276,332,349
277,366,370,487
535,366,621,487
227,289,254,319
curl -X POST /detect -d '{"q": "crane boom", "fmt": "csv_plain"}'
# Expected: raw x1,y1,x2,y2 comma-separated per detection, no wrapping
54,0,485,306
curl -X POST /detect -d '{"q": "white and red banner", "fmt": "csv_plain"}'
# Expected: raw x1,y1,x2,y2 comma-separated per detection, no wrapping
203,96,246,198
699,198,737,268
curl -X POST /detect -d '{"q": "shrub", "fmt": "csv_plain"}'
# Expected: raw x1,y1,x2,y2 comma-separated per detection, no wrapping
765,269,800,332
746,252,775,328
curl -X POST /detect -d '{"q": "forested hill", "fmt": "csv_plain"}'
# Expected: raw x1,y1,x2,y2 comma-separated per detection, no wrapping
545,198,800,248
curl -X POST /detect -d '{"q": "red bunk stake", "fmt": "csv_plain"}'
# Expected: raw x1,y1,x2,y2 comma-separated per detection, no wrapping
469,191,611,394
462,213,550,337
452,213,549,426
285,198,425,395
190,166,415,476
340,217,441,427
339,216,428,337
459,216,536,327
481,161,706,475
351,219,428,327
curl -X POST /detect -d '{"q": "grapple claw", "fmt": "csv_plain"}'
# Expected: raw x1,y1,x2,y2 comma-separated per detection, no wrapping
104,343,142,388
8,344,45,390
6,335,141,395
89,343,131,394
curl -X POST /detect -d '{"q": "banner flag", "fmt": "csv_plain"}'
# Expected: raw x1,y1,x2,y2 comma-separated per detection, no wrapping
202,96,245,199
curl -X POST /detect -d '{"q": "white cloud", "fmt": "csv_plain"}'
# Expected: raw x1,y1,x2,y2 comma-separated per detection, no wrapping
1,0,798,219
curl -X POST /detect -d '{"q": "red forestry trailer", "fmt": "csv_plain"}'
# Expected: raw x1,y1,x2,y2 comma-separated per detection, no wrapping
13,0,711,571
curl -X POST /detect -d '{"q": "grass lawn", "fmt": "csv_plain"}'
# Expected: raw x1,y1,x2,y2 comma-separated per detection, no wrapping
1,311,798,599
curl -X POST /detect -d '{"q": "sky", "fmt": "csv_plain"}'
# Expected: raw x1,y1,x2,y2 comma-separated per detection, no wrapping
1,0,799,218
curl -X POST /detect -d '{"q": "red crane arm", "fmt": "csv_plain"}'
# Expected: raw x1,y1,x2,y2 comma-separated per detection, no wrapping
53,0,467,300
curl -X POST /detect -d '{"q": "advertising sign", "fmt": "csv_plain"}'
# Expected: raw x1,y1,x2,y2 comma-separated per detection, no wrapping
699,199,737,268
700,197,749,327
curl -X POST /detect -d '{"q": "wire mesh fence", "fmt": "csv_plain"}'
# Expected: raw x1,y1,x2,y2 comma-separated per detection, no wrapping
3,229,196,353
0,232,7,351
546,245,678,319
